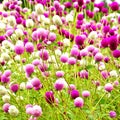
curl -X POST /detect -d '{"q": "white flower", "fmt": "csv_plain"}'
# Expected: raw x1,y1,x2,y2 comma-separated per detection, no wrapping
14,55,21,62
0,86,7,95
53,15,62,26
20,82,26,90
66,14,73,22
16,40,24,46
88,31,98,40
1,53,10,61
2,94,10,103
26,19,34,28
17,25,24,30
0,22,6,31
35,4,44,15
8,105,19,116
109,70,118,77
80,59,87,66
99,62,105,70
63,38,70,46
55,49,62,56
15,29,23,37
7,16,16,26
50,25,57,31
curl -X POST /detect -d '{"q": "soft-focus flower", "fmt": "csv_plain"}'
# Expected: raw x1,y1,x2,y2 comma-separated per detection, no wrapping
8,105,19,116
109,111,116,118
104,83,113,92
74,97,84,108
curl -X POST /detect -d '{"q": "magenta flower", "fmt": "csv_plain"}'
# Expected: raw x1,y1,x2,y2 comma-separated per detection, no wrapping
56,71,64,78
25,42,34,53
75,35,84,45
14,44,24,55
1,75,10,83
25,64,34,76
10,84,19,92
94,53,103,62
82,90,90,97
39,49,49,61
60,54,68,63
109,111,116,118
110,2,119,11
68,57,76,65
112,50,120,58
54,79,65,91
70,90,80,99
45,91,55,104
74,97,84,108
79,70,89,79
31,78,41,87
3,103,10,113
104,83,113,92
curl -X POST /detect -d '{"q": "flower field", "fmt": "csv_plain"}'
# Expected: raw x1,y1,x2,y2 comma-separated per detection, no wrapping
0,0,120,120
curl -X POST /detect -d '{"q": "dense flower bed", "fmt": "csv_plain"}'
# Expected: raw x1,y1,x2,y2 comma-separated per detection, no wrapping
0,0,120,120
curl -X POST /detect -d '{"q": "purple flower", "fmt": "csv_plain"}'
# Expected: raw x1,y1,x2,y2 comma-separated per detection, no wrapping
109,111,116,118
54,79,65,91
74,97,84,108
10,84,19,92
82,90,90,97
60,54,68,63
25,64,34,76
68,57,76,65
104,83,113,92
78,0,84,6
45,91,55,104
56,71,64,78
39,49,49,61
70,90,80,99
70,48,79,57
31,78,41,87
112,50,120,58
75,35,84,45
79,70,89,79
101,38,109,48
110,2,119,11
102,26,110,34
77,13,84,20
109,36,118,51
3,103,10,113
14,44,24,55
1,75,10,83
48,32,56,42
25,42,34,53
94,53,103,62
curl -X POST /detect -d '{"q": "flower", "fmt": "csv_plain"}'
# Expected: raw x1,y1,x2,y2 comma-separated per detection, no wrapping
104,83,113,92
82,90,90,97
112,50,120,58
3,103,10,113
110,2,119,11
109,111,116,118
74,97,84,108
68,57,76,65
10,84,19,92
25,64,34,76
31,78,41,87
25,42,34,53
45,91,55,104
94,53,103,62
8,105,19,116
54,79,65,91
70,90,80,99
14,44,24,55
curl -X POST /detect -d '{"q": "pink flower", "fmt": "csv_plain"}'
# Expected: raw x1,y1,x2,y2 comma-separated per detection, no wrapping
74,97,84,108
